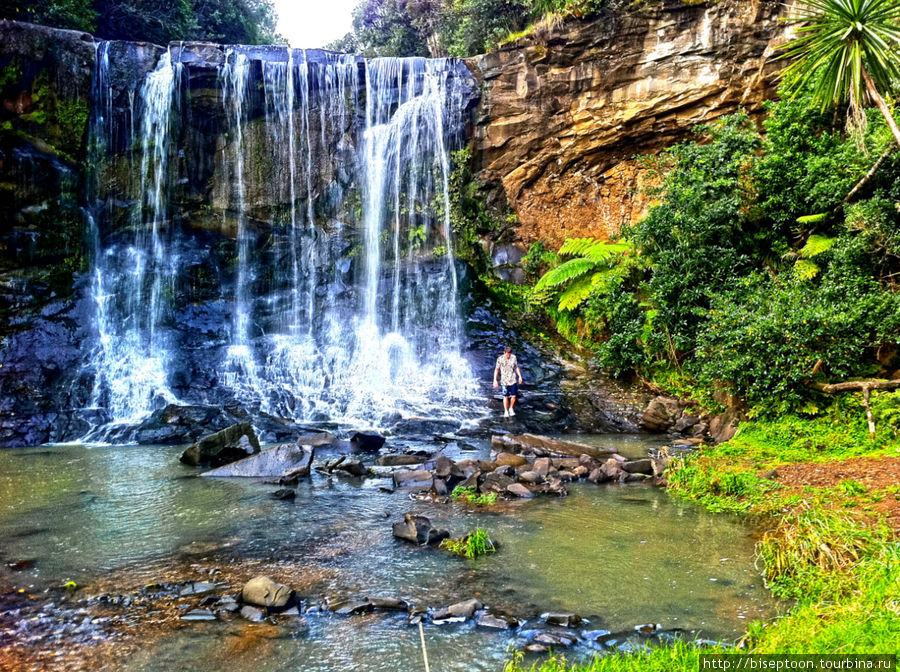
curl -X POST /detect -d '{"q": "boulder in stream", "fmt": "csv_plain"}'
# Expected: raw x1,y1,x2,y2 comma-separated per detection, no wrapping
180,423,260,467
200,443,314,478
241,576,293,609
350,432,386,452
392,514,449,546
393,469,434,490
491,433,612,459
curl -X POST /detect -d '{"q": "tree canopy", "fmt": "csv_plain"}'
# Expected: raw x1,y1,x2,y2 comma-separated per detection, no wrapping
0,0,280,45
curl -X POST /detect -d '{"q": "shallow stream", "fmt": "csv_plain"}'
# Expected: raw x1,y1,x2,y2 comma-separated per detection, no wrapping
0,435,779,670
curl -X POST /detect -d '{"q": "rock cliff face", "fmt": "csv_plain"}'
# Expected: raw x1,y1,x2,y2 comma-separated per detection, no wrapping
467,0,790,247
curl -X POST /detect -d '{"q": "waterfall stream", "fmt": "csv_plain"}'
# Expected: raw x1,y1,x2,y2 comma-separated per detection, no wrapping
85,45,479,432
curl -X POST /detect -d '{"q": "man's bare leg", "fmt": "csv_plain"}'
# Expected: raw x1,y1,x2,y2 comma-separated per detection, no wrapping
509,395,516,415
503,396,510,416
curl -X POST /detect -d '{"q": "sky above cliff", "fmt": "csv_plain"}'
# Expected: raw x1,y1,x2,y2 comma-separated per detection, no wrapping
274,0,356,48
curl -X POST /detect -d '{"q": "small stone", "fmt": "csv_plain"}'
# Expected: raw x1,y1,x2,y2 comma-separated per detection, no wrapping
506,483,534,499
366,596,409,611
533,457,551,476
180,609,216,621
433,455,453,478
179,582,219,597
334,600,373,616
494,452,528,468
271,488,296,500
623,459,653,475
518,470,541,484
635,623,661,636
476,612,517,630
543,612,583,628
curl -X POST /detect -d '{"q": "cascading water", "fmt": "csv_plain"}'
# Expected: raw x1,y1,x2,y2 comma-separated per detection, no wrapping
87,46,181,424
85,45,479,432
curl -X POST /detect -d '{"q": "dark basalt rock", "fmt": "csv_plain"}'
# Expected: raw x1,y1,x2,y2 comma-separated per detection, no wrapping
350,432,386,452
543,612,583,628
392,514,449,546
476,612,519,630
375,454,428,467
181,422,260,467
334,459,367,477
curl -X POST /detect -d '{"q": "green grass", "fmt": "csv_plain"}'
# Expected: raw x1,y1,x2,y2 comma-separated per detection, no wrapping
503,641,721,672
439,528,496,558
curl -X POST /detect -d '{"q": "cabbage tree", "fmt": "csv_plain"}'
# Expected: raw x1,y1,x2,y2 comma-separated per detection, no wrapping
780,0,900,147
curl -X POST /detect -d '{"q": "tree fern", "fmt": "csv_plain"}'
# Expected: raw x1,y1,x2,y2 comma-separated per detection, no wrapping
557,276,595,312
799,234,836,258
534,257,596,291
559,238,631,263
795,258,821,279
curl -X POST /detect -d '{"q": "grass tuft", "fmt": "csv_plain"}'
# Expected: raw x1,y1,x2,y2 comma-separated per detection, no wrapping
439,528,496,559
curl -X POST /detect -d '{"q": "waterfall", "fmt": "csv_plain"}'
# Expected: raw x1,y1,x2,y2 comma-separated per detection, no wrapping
85,46,479,431
87,46,182,424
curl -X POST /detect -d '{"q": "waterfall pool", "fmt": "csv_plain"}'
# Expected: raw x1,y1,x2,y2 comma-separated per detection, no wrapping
0,436,779,670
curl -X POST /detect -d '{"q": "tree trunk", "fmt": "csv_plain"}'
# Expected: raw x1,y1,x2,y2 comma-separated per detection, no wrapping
843,147,895,204
809,379,900,438
863,68,900,148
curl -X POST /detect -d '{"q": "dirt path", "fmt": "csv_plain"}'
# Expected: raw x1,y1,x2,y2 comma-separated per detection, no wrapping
773,456,900,531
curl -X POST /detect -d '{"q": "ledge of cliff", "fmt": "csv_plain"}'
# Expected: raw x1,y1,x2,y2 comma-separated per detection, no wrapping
467,0,790,248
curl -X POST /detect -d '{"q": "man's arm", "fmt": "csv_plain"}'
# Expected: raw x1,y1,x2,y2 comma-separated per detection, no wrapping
515,364,523,384
493,362,499,387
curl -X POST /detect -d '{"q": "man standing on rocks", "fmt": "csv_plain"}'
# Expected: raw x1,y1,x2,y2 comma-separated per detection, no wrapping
493,346,524,417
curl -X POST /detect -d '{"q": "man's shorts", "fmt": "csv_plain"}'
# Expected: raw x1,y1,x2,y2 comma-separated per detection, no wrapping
501,383,518,397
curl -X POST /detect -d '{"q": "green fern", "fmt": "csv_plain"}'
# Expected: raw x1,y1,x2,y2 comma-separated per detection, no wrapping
795,258,821,280
796,213,828,225
559,238,631,263
533,257,596,291
557,276,595,312
799,234,836,258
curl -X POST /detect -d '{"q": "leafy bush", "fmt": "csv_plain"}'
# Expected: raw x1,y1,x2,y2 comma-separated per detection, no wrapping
693,258,900,413
625,114,763,358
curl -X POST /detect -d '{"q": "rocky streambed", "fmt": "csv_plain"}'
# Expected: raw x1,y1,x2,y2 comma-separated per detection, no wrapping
0,434,779,671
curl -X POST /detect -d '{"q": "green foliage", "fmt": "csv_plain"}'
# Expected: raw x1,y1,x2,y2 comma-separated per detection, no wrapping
693,260,900,413
330,0,622,57
626,114,763,358
756,507,888,599
532,238,631,310
446,146,515,274
0,0,96,32
439,527,496,558
871,390,900,436
450,485,497,505
521,241,558,280
0,0,279,45
753,94,882,232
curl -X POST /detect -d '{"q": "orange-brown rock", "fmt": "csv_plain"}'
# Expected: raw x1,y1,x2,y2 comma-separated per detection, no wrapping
467,0,791,247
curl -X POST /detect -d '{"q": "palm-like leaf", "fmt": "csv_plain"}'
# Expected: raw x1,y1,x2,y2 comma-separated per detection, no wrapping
779,0,900,113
